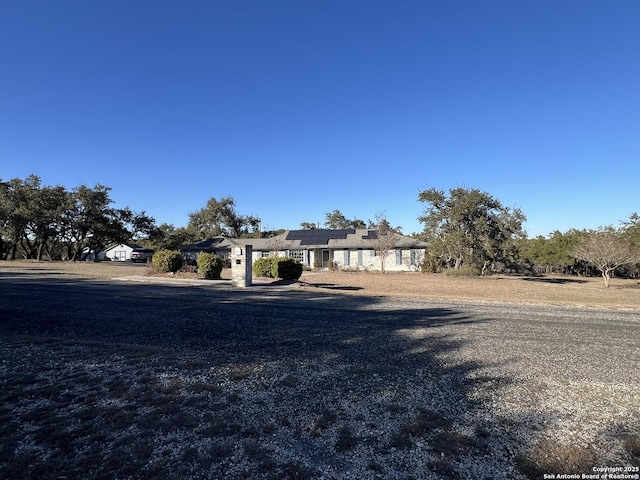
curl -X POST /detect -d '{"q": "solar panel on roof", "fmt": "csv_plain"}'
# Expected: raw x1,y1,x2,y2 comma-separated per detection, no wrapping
286,230,314,240
285,228,356,245
287,229,356,245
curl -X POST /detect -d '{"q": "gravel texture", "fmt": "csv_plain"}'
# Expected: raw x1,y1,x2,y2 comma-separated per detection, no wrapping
0,261,639,479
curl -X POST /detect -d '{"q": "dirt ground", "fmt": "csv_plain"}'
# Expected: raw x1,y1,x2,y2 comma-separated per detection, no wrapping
299,270,640,310
2,260,638,310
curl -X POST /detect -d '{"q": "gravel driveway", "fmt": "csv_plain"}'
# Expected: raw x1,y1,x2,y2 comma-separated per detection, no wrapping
1,269,639,479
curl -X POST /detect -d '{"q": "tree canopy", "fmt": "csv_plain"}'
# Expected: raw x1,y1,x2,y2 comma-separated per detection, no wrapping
0,175,157,260
418,187,526,273
519,229,589,275
621,212,640,248
187,196,260,239
572,228,640,287
324,210,366,229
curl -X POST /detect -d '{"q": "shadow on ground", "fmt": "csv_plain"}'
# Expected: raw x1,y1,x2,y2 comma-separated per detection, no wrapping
0,271,628,479
298,281,364,291
521,276,588,284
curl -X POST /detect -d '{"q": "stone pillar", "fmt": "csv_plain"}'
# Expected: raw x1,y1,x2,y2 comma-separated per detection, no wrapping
231,245,252,287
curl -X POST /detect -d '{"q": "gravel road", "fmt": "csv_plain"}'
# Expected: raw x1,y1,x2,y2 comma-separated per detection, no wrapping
1,271,639,479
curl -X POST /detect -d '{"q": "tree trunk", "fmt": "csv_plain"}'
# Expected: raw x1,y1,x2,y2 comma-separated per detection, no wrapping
481,260,490,276
602,270,611,288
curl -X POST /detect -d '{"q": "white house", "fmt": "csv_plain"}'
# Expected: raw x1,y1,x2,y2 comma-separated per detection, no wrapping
247,229,427,272
103,243,152,262
182,229,428,272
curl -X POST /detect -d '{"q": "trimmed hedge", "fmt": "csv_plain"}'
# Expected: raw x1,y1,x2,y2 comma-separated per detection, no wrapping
197,252,223,279
252,256,303,280
252,257,274,278
152,250,183,273
271,257,303,280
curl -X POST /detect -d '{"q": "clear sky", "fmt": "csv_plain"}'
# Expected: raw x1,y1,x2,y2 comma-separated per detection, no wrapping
1,1,639,237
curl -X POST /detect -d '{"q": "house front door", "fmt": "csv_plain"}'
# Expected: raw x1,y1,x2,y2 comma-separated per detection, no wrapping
322,249,330,267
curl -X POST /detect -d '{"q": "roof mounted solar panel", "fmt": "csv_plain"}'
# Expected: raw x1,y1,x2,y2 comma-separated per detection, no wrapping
287,228,356,245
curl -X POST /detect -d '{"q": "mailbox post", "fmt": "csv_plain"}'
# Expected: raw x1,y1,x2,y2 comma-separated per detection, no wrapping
231,245,252,287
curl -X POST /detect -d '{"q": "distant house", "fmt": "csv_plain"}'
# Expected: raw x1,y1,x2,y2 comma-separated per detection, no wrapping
103,243,153,262
180,237,233,265
181,229,427,272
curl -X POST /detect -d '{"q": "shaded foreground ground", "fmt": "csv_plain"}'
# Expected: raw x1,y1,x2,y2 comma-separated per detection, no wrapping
1,262,639,479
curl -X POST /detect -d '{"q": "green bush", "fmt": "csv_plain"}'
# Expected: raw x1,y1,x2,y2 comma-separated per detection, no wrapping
152,249,183,273
197,252,223,279
271,257,303,280
252,256,303,280
252,257,275,277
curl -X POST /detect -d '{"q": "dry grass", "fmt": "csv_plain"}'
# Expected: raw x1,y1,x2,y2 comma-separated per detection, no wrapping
2,260,638,309
515,438,599,478
300,270,640,310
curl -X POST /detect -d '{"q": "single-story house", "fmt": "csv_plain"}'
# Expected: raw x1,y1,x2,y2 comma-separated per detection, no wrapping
181,229,428,272
180,237,233,265
103,243,153,262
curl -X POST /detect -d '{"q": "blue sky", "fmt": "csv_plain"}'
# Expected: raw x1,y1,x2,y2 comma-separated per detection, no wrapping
1,1,639,237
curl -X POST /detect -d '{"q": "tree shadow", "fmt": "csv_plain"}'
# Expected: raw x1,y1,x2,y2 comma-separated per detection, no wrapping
0,273,633,479
521,276,588,284
297,281,364,291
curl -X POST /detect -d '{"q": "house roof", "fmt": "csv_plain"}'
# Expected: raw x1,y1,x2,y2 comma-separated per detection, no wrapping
233,229,428,250
180,237,232,252
104,242,144,252
180,230,427,253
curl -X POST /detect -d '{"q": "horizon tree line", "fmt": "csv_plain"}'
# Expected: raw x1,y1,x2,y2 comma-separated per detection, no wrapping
2,175,639,284
0,175,156,261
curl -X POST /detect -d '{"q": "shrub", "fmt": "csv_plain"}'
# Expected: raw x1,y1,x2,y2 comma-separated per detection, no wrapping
197,252,223,279
271,257,303,280
421,252,442,273
152,250,183,273
252,256,303,280
252,257,275,278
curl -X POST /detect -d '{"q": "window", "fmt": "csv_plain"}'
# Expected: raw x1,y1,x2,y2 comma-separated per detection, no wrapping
349,250,359,266
288,249,305,263
261,251,270,258
114,251,127,261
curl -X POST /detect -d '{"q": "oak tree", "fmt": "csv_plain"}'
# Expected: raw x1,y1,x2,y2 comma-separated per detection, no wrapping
188,196,260,238
324,210,366,229
418,187,526,273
